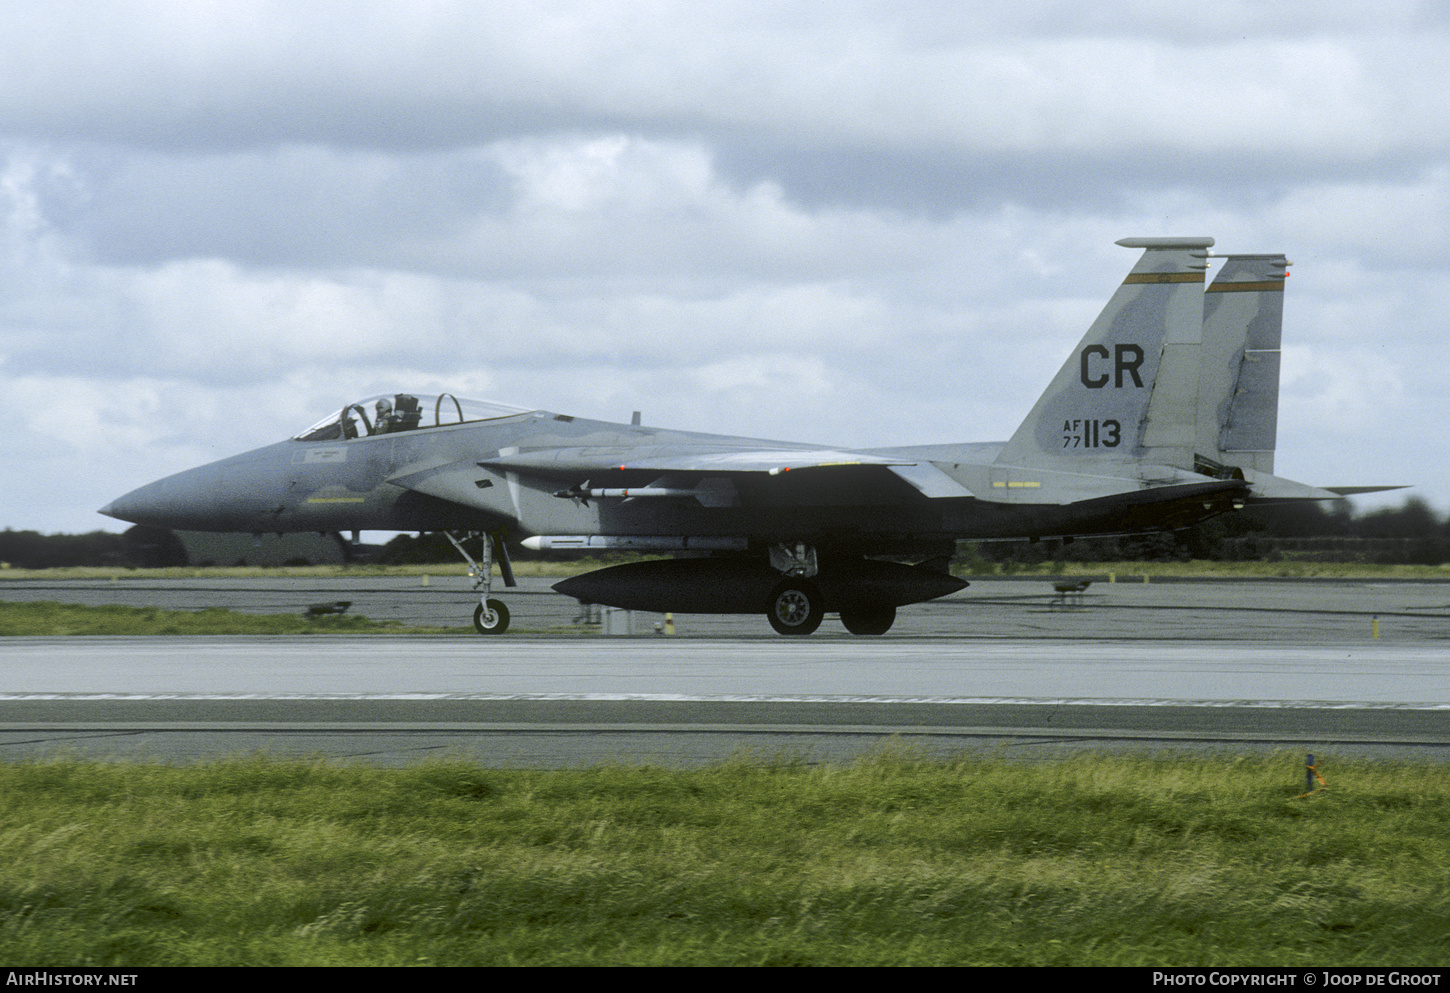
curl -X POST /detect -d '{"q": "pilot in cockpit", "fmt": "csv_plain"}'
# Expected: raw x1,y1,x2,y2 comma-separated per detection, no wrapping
374,397,395,434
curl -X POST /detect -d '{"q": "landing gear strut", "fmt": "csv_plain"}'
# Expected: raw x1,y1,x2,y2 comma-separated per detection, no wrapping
765,543,825,636
444,531,516,635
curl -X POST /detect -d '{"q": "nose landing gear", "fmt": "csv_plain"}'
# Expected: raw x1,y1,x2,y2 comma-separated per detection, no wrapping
444,531,515,635
473,599,510,634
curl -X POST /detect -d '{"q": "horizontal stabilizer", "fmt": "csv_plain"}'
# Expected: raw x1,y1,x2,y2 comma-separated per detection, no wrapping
1071,477,1248,510
1322,485,1411,496
1243,473,1360,502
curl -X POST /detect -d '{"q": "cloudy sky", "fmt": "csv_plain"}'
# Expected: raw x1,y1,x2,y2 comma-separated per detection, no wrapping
4,1,1447,535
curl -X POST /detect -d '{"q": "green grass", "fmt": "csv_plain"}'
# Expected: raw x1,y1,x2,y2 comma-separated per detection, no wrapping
0,751,1446,966
0,601,442,636
0,557,650,582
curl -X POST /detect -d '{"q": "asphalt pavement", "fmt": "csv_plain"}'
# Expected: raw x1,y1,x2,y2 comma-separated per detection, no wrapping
2,574,1447,765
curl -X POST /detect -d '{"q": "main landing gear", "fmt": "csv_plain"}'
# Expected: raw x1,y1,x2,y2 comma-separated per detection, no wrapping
766,577,825,636
444,531,516,635
765,543,898,637
764,578,896,636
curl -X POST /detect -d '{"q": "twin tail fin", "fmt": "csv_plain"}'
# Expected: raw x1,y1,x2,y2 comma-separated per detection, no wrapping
994,236,1214,473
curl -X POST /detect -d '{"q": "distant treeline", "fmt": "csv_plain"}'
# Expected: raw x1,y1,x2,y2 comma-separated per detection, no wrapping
3,498,1448,569
0,527,184,570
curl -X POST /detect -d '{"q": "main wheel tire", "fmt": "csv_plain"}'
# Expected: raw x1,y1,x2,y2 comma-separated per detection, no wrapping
766,579,824,636
840,605,896,635
473,599,510,634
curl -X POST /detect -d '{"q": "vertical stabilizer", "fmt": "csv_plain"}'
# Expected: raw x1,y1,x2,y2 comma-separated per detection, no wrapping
1198,254,1289,475
995,237,1213,473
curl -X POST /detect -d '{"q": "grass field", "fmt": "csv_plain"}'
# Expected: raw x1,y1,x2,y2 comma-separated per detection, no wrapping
0,751,1446,966
0,560,618,581
0,601,460,636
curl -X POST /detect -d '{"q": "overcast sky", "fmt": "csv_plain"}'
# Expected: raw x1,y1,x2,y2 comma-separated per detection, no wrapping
4,1,1446,535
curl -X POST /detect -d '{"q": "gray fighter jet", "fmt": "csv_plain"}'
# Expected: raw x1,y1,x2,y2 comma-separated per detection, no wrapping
101,237,1391,635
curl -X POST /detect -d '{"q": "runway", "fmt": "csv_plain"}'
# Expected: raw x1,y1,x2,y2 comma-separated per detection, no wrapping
2,634,1447,766
2,576,1448,765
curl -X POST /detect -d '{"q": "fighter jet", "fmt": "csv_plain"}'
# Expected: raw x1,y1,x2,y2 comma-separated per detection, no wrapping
101,237,1391,635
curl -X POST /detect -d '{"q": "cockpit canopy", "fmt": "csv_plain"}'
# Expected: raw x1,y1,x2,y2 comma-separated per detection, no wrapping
294,392,535,441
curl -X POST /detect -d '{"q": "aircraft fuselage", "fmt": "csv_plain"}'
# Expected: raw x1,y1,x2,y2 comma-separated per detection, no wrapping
103,411,1242,554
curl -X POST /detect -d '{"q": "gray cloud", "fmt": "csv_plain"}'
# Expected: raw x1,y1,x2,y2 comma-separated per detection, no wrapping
42,146,514,267
0,1,1443,532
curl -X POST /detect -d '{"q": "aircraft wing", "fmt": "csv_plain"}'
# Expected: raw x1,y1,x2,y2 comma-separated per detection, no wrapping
479,447,975,499
480,446,903,474
386,447,975,511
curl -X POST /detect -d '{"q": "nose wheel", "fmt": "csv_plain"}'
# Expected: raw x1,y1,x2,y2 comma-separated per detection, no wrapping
474,599,510,634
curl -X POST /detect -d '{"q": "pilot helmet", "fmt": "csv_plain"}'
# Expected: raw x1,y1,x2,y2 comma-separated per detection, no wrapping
375,398,393,415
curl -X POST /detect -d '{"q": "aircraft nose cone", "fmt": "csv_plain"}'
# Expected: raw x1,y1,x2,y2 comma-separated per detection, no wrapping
99,464,231,529
98,481,174,527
